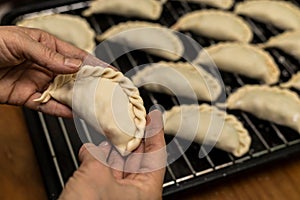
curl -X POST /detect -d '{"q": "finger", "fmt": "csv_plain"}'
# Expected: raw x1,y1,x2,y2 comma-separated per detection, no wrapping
59,143,115,200
140,110,167,174
21,26,88,61
53,38,88,60
25,92,73,118
21,37,82,74
78,143,116,184
79,143,108,163
81,54,118,71
144,110,165,151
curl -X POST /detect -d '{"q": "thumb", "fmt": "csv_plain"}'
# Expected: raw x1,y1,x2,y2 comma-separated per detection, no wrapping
79,143,109,164
23,39,82,74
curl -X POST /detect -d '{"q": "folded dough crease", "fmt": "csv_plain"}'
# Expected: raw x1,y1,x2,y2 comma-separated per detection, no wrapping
35,65,146,156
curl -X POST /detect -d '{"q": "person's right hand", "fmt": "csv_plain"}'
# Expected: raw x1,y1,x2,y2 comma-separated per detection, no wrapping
59,110,167,200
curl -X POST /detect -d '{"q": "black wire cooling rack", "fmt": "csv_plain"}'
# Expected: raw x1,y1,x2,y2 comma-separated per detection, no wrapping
2,0,300,199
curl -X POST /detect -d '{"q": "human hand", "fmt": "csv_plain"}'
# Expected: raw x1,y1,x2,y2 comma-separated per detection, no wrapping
0,26,88,117
59,110,167,200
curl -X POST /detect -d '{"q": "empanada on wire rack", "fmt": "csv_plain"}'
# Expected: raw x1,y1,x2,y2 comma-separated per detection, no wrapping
184,0,234,10
260,31,300,60
82,0,163,20
164,104,251,157
34,65,146,156
17,14,96,53
131,61,222,101
281,72,300,91
97,21,184,61
193,42,280,84
234,0,300,30
226,85,300,133
171,10,253,42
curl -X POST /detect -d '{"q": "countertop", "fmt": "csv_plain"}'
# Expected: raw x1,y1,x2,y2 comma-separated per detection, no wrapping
1,104,300,200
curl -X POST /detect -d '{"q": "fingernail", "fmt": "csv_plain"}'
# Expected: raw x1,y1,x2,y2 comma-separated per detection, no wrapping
64,58,82,68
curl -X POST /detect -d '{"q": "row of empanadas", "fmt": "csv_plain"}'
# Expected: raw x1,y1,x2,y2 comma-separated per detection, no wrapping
131,61,222,101
97,21,184,61
164,104,251,157
172,10,253,42
82,0,163,20
235,0,300,30
193,42,280,84
226,85,300,133
17,14,96,53
34,65,146,156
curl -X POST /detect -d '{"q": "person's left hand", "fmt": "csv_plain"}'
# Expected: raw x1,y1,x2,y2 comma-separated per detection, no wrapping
59,110,167,200
0,26,88,117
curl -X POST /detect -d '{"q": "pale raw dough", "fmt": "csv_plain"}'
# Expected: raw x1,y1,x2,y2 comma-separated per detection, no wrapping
82,0,163,20
97,21,184,61
164,104,251,157
17,14,96,53
226,85,300,133
131,61,222,101
260,31,300,60
34,65,146,156
193,42,280,84
183,0,234,9
234,1,300,30
281,72,300,91
171,10,253,42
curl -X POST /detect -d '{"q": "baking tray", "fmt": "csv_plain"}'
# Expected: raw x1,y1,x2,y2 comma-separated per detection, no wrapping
2,0,300,199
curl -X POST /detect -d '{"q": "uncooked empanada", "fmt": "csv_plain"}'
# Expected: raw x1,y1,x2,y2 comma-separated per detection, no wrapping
193,42,280,84
34,65,146,156
171,10,253,42
164,104,251,157
17,14,96,53
97,21,184,61
183,0,234,10
82,0,163,20
234,1,300,30
281,72,300,91
131,61,222,101
226,85,300,132
260,31,300,60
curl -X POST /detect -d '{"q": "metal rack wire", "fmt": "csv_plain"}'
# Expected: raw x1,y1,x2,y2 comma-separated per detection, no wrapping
2,0,300,199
